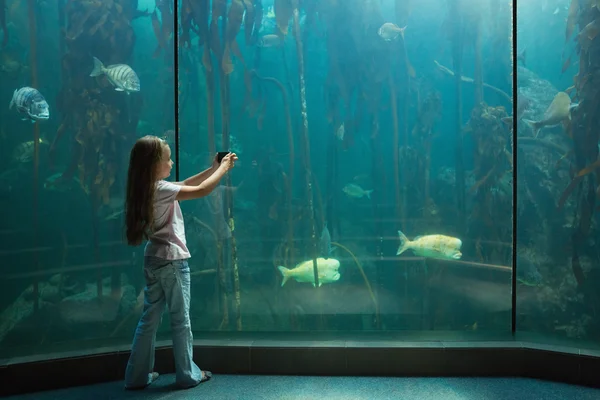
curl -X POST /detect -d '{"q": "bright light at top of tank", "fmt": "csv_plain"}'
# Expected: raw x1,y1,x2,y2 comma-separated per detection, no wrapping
138,0,155,9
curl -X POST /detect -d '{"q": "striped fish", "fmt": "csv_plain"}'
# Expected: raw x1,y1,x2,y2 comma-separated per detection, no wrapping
90,56,140,94
8,87,50,122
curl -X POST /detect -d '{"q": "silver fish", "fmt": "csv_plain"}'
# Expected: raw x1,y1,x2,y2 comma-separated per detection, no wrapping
90,56,140,94
377,23,406,41
9,87,50,122
257,34,281,48
343,183,373,199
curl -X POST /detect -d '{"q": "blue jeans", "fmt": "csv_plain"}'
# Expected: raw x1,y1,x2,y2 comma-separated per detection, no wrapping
124,257,202,389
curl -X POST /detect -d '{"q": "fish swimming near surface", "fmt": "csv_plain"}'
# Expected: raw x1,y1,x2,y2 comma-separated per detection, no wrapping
377,23,406,41
9,87,50,122
90,56,140,94
343,183,373,199
396,230,462,260
522,91,576,138
278,257,341,287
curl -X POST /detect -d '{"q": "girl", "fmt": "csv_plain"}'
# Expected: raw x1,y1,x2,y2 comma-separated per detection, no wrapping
123,135,237,390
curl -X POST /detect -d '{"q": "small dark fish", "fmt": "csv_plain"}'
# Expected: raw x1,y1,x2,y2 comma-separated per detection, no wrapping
9,87,50,122
90,56,140,94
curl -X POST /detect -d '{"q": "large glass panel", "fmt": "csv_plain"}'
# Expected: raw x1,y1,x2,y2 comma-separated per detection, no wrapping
516,1,600,352
179,0,514,337
0,0,175,360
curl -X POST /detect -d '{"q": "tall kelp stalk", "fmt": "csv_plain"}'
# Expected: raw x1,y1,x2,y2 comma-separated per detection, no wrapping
325,122,338,245
448,0,466,234
273,0,320,288
218,0,244,331
390,76,402,227
54,0,143,299
462,3,513,265
185,0,228,327
396,1,412,233
558,0,600,316
27,0,40,312
473,9,483,105
248,71,295,267
369,113,384,329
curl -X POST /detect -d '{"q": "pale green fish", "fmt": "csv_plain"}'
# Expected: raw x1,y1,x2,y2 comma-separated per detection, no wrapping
278,257,341,287
523,91,577,138
343,183,373,199
396,230,462,260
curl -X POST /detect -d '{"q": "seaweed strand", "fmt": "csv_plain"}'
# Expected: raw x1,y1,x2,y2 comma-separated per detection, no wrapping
291,2,319,288
27,0,40,312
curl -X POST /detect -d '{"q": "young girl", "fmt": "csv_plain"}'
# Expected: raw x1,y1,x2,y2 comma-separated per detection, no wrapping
123,135,237,390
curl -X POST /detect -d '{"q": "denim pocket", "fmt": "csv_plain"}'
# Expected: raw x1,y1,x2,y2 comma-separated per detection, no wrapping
178,260,190,274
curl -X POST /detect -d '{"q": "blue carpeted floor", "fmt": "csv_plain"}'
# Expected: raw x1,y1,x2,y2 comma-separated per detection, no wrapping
7,375,600,400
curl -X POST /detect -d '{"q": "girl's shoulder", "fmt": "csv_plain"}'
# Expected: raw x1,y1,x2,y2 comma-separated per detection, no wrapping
154,180,181,203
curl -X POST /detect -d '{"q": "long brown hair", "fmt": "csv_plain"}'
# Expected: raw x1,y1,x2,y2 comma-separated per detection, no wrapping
125,135,168,246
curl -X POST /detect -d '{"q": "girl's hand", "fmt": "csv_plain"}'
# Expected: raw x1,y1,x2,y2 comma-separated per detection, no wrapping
211,153,220,170
218,152,238,172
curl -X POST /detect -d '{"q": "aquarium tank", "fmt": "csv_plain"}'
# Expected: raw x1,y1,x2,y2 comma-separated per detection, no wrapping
0,0,599,362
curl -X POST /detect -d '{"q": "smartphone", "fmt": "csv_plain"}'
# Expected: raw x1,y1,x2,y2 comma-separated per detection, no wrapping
217,151,230,163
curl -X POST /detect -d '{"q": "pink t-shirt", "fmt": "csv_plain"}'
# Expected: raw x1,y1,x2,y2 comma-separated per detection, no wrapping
144,180,191,260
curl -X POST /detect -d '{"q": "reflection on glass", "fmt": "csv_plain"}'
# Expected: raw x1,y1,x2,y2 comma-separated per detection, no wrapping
178,0,514,335
2,0,596,364
0,0,175,359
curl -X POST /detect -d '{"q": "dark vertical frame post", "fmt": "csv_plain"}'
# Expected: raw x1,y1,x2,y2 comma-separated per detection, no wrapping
511,0,518,335
173,0,180,182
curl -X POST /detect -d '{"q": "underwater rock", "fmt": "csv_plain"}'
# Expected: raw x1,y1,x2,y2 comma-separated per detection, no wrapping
0,274,136,345
57,280,136,325
0,278,61,344
517,66,570,143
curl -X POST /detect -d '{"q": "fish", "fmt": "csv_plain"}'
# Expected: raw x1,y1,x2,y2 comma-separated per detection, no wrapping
257,34,281,48
522,91,576,138
277,257,341,287
396,229,462,260
12,137,48,163
377,22,406,41
335,123,345,141
342,183,373,199
319,224,334,258
0,51,27,76
9,87,50,122
89,56,140,94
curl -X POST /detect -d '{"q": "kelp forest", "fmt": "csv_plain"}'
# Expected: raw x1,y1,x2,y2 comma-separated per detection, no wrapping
0,0,599,357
